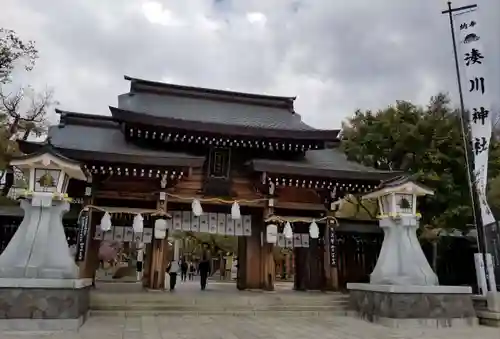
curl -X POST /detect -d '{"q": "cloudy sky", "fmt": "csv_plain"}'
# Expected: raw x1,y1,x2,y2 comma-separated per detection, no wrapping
1,0,499,128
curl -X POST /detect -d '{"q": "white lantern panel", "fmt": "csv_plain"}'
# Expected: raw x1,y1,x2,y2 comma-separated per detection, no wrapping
34,168,61,192
395,193,413,214
62,173,70,193
379,194,392,215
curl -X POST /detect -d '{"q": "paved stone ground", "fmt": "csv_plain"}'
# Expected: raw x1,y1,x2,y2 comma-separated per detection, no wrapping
1,315,499,339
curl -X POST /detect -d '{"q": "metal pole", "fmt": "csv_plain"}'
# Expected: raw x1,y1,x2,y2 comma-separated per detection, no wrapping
442,1,490,291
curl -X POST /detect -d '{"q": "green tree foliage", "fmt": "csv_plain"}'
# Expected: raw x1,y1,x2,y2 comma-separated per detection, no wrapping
487,133,500,213
172,231,238,258
341,93,482,229
335,194,378,220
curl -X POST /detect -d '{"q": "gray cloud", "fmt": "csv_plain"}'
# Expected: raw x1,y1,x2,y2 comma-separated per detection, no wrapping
1,0,498,128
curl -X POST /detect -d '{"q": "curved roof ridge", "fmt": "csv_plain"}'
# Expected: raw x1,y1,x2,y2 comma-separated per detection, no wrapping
124,75,296,111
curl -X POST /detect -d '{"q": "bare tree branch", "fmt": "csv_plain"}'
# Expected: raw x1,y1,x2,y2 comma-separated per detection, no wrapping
0,28,38,84
343,193,378,219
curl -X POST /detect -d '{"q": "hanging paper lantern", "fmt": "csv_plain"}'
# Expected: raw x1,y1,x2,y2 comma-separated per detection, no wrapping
309,219,319,239
283,221,293,239
100,212,112,232
192,199,203,216
231,201,241,220
154,218,168,239
266,224,278,243
133,213,144,233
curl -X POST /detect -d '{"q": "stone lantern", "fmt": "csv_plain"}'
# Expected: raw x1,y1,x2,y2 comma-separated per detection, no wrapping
0,147,91,331
0,148,86,279
361,176,437,286
346,176,475,328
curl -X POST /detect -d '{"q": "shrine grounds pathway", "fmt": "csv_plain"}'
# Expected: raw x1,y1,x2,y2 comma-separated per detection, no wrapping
1,315,499,339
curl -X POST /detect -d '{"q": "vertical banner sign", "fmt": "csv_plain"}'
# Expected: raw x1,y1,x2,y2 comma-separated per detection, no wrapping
455,7,496,226
75,208,90,262
329,227,337,267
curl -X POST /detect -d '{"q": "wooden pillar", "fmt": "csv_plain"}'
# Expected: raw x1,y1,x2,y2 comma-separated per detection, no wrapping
261,181,275,290
147,182,169,289
323,211,339,291
238,219,262,289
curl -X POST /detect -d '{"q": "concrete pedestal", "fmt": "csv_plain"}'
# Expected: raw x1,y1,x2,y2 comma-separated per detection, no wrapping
0,278,92,331
0,193,90,331
347,283,477,328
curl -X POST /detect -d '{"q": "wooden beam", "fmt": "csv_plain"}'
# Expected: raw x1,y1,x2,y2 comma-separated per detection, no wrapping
94,191,157,201
274,201,325,211
167,195,266,208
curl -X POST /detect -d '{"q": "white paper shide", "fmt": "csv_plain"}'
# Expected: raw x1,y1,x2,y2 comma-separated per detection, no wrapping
455,8,496,226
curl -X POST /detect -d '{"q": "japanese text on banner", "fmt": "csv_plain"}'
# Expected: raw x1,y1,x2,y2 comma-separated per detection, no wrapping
454,8,495,225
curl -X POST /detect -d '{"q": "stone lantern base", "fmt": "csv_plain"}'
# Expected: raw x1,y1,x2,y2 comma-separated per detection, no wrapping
0,278,92,331
347,283,476,328
0,195,91,331
347,215,477,328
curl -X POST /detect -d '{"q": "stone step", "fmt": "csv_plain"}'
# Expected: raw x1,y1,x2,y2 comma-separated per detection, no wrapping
89,309,349,317
472,296,488,311
476,310,500,327
90,304,346,311
90,292,348,302
90,297,348,306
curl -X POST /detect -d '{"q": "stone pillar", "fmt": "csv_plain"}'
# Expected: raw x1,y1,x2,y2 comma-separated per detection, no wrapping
370,215,438,286
0,192,91,331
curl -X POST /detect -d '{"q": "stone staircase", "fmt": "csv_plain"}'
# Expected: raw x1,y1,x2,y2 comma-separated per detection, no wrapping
472,295,500,327
89,288,349,317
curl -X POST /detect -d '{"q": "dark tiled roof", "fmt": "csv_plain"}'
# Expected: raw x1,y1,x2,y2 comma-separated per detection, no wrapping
250,148,401,181
11,141,81,165
112,105,339,141
117,77,339,142
20,112,205,168
125,75,296,110
118,92,313,131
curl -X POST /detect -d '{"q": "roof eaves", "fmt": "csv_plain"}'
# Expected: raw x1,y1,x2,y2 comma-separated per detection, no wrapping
56,109,116,128
110,106,340,141
13,140,81,166
250,159,401,181
17,141,206,169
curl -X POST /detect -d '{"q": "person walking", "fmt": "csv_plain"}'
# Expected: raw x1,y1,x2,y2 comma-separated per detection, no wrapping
166,259,180,291
198,254,211,290
180,260,188,282
188,261,195,280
